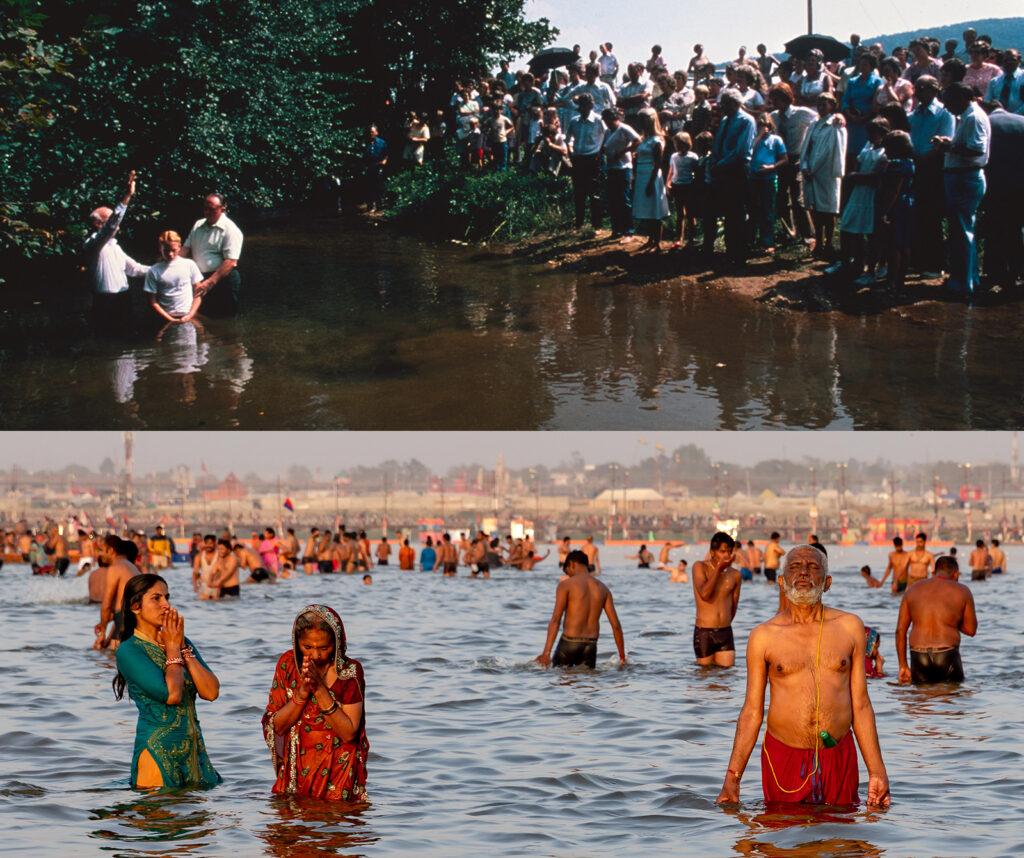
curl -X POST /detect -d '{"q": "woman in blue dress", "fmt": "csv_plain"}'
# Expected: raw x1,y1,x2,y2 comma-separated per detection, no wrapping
113,573,221,789
632,108,670,252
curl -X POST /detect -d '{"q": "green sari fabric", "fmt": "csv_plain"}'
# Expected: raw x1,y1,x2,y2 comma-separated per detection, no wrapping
115,634,221,789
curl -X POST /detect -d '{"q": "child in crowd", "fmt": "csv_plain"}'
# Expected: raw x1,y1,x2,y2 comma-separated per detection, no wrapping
876,130,915,292
667,132,699,248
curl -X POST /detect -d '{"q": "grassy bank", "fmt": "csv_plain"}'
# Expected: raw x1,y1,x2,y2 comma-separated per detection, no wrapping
384,153,574,243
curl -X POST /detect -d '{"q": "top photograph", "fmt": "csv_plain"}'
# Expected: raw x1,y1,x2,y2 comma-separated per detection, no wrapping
3,3,1023,429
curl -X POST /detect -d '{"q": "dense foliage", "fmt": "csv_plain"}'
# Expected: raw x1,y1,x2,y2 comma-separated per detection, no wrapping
385,152,573,242
0,0,556,273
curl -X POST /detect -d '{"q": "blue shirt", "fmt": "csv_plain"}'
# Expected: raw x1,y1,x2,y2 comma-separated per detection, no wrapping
711,110,756,169
749,133,786,174
364,137,388,167
843,72,883,154
908,100,955,157
420,546,436,570
986,68,1024,114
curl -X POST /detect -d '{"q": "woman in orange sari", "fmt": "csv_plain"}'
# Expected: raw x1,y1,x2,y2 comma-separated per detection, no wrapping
262,604,368,801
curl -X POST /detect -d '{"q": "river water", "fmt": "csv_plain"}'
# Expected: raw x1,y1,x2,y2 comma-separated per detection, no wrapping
3,217,1023,429
1,543,1020,857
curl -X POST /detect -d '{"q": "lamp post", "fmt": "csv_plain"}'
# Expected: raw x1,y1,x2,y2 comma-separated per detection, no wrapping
838,463,847,537
962,462,971,542
809,466,817,536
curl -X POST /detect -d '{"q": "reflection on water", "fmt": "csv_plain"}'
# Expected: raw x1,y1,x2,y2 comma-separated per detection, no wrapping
2,217,1023,428
1,545,1023,855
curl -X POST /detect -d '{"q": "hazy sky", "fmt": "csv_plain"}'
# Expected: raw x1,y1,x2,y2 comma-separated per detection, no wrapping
2,432,1015,474
523,1,1018,69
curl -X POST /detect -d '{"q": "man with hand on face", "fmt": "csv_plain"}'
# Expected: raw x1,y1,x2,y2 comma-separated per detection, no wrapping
717,545,890,809
691,532,742,666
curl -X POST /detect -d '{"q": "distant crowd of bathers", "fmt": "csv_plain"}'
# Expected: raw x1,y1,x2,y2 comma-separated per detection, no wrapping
365,27,1024,296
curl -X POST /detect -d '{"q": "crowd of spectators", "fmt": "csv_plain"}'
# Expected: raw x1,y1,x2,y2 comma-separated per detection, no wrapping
367,29,1024,296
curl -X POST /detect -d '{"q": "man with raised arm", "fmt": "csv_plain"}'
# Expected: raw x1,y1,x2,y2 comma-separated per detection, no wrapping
535,550,626,668
896,555,977,684
717,545,890,808
691,532,742,667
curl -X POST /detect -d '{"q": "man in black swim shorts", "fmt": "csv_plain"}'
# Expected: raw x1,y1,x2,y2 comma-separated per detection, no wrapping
896,555,977,685
535,550,626,668
691,532,742,666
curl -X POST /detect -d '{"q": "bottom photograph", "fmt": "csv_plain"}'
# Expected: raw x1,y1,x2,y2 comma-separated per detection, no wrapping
0,430,1018,858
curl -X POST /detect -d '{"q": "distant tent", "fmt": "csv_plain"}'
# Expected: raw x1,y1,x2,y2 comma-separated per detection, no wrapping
758,489,779,501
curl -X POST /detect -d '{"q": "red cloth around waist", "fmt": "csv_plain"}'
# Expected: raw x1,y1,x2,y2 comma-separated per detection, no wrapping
760,728,859,805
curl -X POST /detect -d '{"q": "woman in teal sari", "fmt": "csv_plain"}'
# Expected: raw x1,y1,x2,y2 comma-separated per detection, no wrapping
113,573,221,789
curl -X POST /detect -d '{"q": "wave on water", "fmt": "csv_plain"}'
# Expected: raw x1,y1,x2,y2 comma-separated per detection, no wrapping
0,570,91,606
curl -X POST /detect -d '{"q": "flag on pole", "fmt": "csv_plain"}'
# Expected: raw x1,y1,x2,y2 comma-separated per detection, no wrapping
283,498,294,511
201,460,209,474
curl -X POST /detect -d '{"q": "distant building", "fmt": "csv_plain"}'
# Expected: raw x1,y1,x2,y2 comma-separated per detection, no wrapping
204,472,247,501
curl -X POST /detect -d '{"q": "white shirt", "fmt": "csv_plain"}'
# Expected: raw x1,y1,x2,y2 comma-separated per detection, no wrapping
617,80,652,115
598,54,618,78
567,112,606,156
183,213,243,274
82,203,150,293
144,256,204,316
603,123,641,169
945,101,991,169
770,105,818,160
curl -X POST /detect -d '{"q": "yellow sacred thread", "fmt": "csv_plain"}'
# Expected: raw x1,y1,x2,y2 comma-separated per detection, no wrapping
763,606,826,794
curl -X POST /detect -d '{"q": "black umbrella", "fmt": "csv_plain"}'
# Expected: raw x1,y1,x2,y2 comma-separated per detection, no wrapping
527,47,579,74
783,34,850,63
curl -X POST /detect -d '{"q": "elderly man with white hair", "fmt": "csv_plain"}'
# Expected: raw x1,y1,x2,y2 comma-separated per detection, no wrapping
82,170,149,333
717,544,890,809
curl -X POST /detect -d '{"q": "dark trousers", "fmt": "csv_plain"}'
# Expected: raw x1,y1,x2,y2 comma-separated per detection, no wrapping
571,153,603,229
201,268,241,317
607,167,632,235
912,157,946,272
747,173,778,247
776,160,812,238
712,166,748,262
980,192,1024,285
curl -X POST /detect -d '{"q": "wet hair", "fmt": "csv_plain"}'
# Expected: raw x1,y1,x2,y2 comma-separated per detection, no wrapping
916,532,927,541
710,531,735,551
861,565,872,574
935,556,958,575
992,539,1000,547
976,539,985,547
893,536,903,546
112,574,168,700
770,531,781,540
564,549,590,568
217,538,232,550
121,539,139,564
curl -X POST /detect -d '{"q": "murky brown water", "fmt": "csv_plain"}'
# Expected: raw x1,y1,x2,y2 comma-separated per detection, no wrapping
2,216,1022,429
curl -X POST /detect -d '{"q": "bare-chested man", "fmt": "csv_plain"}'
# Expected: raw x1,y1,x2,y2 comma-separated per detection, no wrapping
896,555,977,684
717,545,890,808
744,540,763,577
469,532,490,578
76,529,97,576
667,559,689,582
96,536,140,649
233,541,271,585
989,539,1006,575
213,540,241,596
520,548,549,571
880,536,911,593
535,549,626,668
906,532,934,588
557,536,572,569
281,528,300,572
581,535,601,575
969,539,990,581
660,541,684,566
316,530,337,574
764,532,785,583
302,527,320,574
48,525,70,576
692,532,742,666
457,532,471,565
434,532,459,576
376,536,392,566
860,565,883,588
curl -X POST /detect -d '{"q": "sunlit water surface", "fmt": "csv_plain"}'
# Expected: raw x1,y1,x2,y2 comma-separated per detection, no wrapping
1,544,1021,856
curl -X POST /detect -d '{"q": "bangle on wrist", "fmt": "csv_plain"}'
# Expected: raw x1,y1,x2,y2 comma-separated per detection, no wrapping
165,656,184,667
320,693,339,716
728,769,742,781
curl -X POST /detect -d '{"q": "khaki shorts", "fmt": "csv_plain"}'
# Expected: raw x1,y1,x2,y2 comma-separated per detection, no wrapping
151,554,170,569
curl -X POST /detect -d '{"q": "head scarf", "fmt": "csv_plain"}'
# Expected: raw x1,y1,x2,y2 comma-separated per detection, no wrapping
292,604,350,675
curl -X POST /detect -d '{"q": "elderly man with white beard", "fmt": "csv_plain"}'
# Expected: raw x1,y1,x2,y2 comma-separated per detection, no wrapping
717,545,890,809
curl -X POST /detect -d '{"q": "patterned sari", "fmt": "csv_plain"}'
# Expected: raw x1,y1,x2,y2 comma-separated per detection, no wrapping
115,633,221,789
262,604,369,801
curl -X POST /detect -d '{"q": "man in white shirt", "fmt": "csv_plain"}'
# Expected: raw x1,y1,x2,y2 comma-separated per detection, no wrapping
598,43,618,86
769,83,818,240
82,170,150,333
181,193,243,316
567,93,606,230
617,63,652,129
602,108,641,238
933,83,991,297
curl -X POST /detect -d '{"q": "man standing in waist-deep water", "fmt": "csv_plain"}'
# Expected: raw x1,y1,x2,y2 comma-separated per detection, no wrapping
896,555,977,684
535,550,626,669
717,545,890,808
